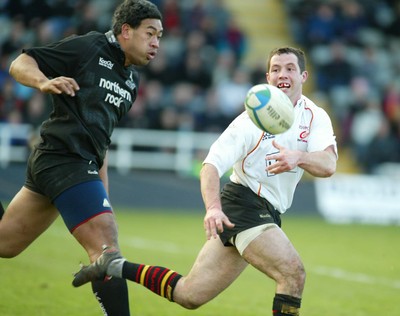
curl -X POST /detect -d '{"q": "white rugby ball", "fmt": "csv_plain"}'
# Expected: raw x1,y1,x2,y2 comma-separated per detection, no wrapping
244,83,294,134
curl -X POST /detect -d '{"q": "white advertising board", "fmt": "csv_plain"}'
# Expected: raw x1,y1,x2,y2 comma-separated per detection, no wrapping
315,173,400,225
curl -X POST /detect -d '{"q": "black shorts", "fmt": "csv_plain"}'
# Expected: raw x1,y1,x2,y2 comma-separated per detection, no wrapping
25,148,102,201
219,182,282,246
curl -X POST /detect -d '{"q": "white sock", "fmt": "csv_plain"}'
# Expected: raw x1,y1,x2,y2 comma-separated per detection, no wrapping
107,258,126,278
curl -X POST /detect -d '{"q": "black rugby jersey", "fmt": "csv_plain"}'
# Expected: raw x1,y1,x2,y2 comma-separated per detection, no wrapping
24,31,139,169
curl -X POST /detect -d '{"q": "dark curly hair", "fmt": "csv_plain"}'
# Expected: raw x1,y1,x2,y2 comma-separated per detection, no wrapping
112,0,162,35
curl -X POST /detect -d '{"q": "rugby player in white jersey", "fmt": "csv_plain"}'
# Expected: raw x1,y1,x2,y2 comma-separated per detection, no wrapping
73,46,338,316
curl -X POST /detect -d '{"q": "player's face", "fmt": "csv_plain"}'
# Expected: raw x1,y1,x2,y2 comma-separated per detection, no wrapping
266,53,308,105
121,19,163,67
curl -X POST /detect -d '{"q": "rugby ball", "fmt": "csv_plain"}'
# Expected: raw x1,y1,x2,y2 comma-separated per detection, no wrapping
244,84,294,134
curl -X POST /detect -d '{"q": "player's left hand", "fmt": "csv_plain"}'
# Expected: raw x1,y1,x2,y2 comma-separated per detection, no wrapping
265,140,301,174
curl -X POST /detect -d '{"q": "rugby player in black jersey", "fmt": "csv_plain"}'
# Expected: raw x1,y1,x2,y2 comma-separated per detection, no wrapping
1,0,163,315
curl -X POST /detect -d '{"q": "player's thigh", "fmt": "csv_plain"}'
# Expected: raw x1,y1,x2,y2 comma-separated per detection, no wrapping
174,237,248,306
52,180,119,261
242,226,302,280
0,187,58,257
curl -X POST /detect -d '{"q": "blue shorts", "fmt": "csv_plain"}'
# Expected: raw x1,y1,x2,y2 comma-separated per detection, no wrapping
53,180,113,232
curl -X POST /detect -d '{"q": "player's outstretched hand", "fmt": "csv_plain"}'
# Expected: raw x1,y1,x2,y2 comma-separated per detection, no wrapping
203,208,234,240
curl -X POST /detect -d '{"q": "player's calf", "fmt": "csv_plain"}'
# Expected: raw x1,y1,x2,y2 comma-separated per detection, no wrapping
120,261,182,302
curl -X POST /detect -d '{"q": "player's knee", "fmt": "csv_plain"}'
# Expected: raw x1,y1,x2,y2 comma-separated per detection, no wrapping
176,292,207,310
288,257,306,289
179,297,204,310
276,256,305,289
296,261,306,287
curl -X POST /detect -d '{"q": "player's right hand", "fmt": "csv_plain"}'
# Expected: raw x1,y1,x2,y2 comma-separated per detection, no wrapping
40,76,80,96
203,208,235,240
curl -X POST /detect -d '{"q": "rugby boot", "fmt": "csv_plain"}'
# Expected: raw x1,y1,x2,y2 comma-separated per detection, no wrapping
72,245,124,287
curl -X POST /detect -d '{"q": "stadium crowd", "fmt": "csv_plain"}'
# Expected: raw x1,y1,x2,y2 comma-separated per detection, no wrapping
285,0,400,173
0,0,399,174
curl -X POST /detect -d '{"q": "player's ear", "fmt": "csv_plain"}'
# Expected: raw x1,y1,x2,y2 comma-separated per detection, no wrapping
301,70,308,83
121,23,131,39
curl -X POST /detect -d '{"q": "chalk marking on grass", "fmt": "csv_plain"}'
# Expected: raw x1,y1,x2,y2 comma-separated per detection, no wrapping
47,227,400,291
312,266,400,289
123,236,198,255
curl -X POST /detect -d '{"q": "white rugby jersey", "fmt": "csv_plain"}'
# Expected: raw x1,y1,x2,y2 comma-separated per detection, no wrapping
203,95,338,214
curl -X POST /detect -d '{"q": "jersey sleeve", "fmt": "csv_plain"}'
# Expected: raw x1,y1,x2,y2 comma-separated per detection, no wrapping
23,33,95,78
307,107,338,157
203,112,262,177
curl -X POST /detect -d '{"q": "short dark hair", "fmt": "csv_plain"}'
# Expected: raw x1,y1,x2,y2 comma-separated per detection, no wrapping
267,47,306,73
112,0,162,35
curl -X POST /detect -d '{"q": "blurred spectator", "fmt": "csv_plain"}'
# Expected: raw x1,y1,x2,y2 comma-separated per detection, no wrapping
158,27,185,69
181,0,207,32
161,0,182,32
384,2,400,37
215,66,252,122
141,80,166,130
0,78,24,122
221,17,247,64
365,117,400,173
194,87,229,132
316,41,353,93
175,51,212,90
304,3,339,46
349,96,384,172
337,0,367,46
382,83,400,125
142,49,175,87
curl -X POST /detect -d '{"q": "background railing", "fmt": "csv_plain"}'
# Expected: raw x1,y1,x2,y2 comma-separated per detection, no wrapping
0,123,219,175
109,129,219,175
0,123,32,168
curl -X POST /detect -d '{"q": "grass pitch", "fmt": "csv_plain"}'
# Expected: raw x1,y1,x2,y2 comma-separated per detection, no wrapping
0,208,399,316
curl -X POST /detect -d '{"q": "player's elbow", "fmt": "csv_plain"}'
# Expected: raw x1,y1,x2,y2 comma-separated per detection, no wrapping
323,163,336,177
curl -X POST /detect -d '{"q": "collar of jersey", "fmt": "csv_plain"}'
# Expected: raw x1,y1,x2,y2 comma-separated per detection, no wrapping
105,30,126,66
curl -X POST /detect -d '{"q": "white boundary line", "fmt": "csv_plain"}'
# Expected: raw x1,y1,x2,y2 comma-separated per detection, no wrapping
49,228,400,291
124,237,400,290
311,266,400,289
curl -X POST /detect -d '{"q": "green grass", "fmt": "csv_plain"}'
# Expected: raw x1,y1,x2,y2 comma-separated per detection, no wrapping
0,209,399,316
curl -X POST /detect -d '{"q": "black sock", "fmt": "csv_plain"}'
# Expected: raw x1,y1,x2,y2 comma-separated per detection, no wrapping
91,278,130,316
0,201,4,220
272,293,301,316
122,261,182,302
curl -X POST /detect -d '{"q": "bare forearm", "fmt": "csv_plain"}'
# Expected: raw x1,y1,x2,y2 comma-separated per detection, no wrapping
200,163,221,211
298,146,337,178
